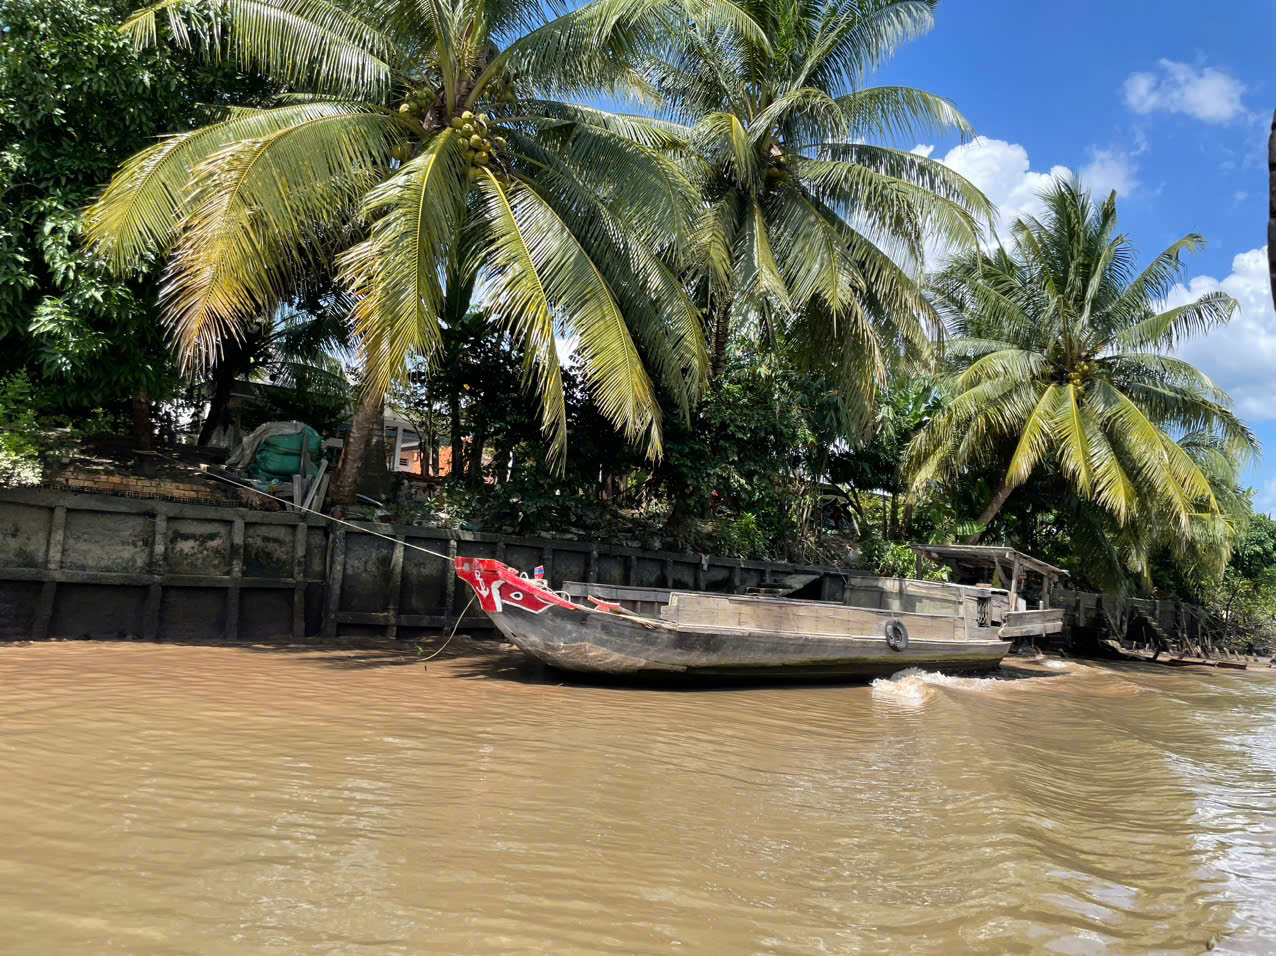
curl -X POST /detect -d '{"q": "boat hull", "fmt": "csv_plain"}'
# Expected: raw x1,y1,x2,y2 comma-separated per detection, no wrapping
488,602,1012,679
454,556,1011,680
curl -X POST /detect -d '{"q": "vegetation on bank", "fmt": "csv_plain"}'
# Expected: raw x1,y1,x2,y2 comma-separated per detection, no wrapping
2,0,1272,644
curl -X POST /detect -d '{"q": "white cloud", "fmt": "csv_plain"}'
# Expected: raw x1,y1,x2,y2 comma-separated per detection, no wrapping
1123,60,1248,124
1079,147,1140,198
915,138,1138,251
1255,477,1276,516
929,136,1072,240
1168,246,1276,422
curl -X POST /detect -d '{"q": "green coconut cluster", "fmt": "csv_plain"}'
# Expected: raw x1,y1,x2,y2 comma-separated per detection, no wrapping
1068,359,1098,388
485,70,519,104
764,144,788,183
448,110,508,180
391,88,435,161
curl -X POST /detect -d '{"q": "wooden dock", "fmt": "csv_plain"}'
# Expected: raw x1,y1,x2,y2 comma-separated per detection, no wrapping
1101,640,1272,670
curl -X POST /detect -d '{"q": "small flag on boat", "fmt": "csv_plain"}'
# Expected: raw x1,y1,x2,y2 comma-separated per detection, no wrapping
533,565,545,580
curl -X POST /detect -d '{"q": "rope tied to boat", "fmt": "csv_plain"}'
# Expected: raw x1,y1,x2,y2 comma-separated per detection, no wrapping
157,453,456,562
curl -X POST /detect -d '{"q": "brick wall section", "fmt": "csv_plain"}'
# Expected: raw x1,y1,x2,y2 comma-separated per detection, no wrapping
52,470,227,506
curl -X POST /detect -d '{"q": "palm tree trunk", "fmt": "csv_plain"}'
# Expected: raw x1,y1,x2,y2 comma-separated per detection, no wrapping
132,390,153,450
467,417,488,486
329,387,381,506
448,389,462,478
710,294,733,380
965,477,1015,544
197,367,235,446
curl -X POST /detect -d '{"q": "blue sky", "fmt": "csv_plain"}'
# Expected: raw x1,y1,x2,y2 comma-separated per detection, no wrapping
870,0,1276,507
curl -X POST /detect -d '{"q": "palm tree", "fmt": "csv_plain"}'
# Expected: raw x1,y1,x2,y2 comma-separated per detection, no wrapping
907,179,1257,552
85,0,759,501
640,0,992,426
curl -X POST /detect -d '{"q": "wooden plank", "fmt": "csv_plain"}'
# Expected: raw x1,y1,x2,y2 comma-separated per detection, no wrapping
32,504,67,640
314,473,331,512
1001,608,1065,638
301,459,327,511
563,582,672,604
322,529,346,639
663,592,965,641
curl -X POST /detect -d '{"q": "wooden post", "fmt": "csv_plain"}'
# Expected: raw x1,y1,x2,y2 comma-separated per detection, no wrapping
143,513,166,641
385,534,405,640
322,528,346,639
587,546,599,584
33,505,68,640
1008,555,1022,610
444,537,457,616
292,521,308,640
226,517,244,641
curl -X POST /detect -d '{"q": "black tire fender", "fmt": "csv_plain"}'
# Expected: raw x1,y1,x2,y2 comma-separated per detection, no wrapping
884,617,909,652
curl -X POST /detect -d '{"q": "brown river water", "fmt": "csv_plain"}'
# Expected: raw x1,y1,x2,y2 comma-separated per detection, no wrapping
1,639,1274,955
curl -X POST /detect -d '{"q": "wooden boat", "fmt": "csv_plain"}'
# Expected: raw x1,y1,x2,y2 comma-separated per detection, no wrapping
453,545,1067,680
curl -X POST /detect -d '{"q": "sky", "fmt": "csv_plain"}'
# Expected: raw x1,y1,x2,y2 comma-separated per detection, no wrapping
869,0,1276,508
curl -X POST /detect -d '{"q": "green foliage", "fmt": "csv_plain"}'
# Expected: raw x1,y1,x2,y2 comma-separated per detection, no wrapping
82,0,770,464
658,358,817,558
0,0,272,419
876,542,917,579
648,0,992,429
0,372,74,484
0,373,44,482
909,179,1257,592
722,513,766,559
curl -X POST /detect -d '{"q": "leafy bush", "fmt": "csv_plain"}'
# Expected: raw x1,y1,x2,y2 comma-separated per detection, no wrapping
877,543,918,579
0,372,59,484
722,513,766,559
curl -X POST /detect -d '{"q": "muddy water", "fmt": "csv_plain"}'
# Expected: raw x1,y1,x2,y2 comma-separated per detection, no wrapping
1,641,1274,954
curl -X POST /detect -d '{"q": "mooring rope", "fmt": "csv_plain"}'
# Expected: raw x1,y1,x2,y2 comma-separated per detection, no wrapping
418,594,477,662
156,453,455,562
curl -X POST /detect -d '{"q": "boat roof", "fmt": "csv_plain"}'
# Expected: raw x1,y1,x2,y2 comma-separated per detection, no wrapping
910,544,1069,579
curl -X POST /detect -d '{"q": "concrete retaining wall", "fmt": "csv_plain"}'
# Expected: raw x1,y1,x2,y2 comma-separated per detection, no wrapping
0,488,1216,646
0,489,858,641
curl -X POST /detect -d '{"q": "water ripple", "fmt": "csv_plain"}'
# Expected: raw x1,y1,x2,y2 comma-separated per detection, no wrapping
0,641,1273,954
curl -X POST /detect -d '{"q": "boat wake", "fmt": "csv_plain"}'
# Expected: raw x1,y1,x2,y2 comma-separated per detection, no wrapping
870,666,1002,705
